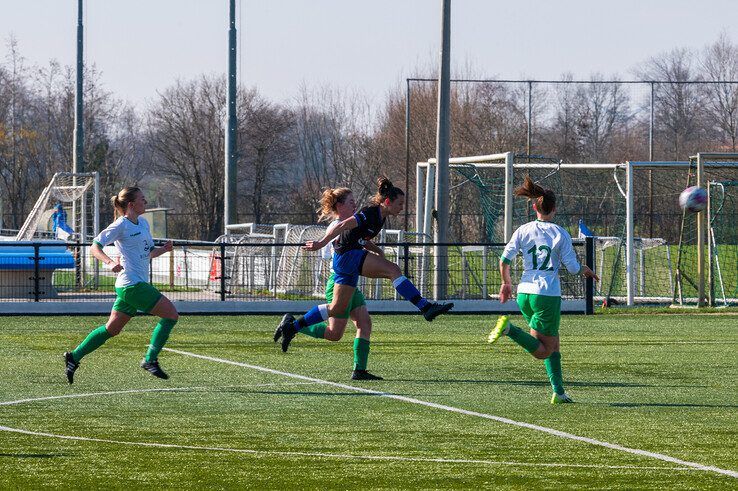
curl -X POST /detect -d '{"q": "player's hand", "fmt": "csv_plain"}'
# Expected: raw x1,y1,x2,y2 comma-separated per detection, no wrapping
161,241,173,253
499,283,512,303
108,257,123,274
303,239,323,251
581,265,599,282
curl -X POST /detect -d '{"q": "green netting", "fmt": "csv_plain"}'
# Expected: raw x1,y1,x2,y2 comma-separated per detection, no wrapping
710,180,738,305
674,163,738,305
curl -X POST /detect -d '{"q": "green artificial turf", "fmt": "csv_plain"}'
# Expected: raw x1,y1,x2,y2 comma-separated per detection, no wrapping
0,314,736,489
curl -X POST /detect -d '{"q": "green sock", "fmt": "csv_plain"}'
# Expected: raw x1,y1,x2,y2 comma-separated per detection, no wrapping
145,318,177,362
507,323,541,354
544,351,565,395
300,322,327,339
353,337,370,371
71,325,112,362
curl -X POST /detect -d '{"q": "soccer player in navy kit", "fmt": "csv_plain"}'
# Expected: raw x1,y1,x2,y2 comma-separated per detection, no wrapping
63,187,179,383
297,187,383,380
274,177,453,353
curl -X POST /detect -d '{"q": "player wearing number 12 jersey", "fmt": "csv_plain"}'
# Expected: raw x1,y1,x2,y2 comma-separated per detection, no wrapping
487,175,598,404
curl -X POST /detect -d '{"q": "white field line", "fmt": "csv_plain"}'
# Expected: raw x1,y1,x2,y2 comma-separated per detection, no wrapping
0,423,697,472
0,385,690,472
164,347,738,479
0,383,316,407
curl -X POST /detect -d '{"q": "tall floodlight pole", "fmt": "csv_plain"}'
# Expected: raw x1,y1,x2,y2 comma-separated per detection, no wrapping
224,0,238,232
404,78,411,231
433,0,451,300
73,0,84,175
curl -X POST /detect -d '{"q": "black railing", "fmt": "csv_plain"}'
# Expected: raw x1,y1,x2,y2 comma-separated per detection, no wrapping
0,238,595,313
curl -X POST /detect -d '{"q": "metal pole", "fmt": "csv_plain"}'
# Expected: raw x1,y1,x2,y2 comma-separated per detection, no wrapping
707,182,714,306
696,153,705,306
585,236,595,315
224,0,238,232
73,0,84,175
648,82,654,237
626,161,634,306
503,152,514,241
527,81,532,160
649,82,654,162
433,0,451,300
405,79,411,231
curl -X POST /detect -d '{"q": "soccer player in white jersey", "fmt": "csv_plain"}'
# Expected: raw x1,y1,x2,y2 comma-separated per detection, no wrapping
488,176,599,404
63,187,179,383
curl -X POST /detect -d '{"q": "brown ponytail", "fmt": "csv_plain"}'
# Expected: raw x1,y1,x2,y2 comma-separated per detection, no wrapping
371,176,404,205
514,175,556,215
110,187,141,219
317,187,352,222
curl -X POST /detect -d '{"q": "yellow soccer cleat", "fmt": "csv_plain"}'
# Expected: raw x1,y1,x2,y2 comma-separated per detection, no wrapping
487,315,509,344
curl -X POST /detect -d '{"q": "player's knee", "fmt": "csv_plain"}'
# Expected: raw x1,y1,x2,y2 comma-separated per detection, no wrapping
105,323,124,337
387,263,402,279
324,329,343,342
533,345,553,359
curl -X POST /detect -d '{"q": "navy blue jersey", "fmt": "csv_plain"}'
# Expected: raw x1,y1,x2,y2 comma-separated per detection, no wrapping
334,205,385,254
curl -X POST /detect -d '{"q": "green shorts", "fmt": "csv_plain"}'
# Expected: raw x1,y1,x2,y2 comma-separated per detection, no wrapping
516,293,561,337
326,273,366,319
113,282,163,316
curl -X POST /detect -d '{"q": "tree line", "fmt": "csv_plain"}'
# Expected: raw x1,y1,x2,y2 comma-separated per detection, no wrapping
1,35,737,241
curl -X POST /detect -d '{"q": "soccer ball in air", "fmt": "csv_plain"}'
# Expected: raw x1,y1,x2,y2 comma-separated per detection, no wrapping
679,186,707,212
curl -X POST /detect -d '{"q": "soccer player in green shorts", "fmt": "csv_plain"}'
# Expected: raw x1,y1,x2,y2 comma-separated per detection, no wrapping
63,186,179,383
487,176,598,404
288,187,383,380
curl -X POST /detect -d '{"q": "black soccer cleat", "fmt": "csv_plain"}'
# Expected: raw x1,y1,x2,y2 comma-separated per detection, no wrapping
64,351,80,384
274,313,297,352
351,369,384,381
421,301,454,321
141,359,169,380
273,313,295,343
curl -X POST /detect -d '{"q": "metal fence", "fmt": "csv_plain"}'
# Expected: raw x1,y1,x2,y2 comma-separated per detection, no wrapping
0,239,594,315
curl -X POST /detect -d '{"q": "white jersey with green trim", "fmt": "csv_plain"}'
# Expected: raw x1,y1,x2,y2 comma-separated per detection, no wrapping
94,216,155,288
501,220,580,296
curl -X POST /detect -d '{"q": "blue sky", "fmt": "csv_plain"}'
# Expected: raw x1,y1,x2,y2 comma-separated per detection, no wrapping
2,0,737,108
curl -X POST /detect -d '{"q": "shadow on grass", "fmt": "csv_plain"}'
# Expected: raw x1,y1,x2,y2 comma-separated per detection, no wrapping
607,402,738,409
390,379,703,389
0,453,66,458
245,390,374,397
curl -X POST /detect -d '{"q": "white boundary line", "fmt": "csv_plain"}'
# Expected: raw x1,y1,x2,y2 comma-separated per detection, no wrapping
0,386,692,472
164,348,738,479
0,383,316,407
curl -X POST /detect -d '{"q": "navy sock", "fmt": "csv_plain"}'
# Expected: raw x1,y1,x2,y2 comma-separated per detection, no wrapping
392,276,429,310
294,304,329,330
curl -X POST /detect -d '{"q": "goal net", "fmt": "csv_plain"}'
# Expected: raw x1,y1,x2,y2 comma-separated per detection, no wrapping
709,179,738,306
416,153,738,307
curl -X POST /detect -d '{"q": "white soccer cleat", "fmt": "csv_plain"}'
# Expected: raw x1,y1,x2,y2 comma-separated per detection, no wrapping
551,392,574,404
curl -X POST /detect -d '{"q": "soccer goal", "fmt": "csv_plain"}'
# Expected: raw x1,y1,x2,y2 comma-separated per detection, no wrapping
15,172,100,242
212,223,330,299
667,153,738,307
416,153,735,307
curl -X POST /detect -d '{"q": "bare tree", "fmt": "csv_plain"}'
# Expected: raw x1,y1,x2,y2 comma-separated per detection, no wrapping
637,48,706,159
239,93,296,223
574,75,631,162
147,76,227,240
700,33,738,151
